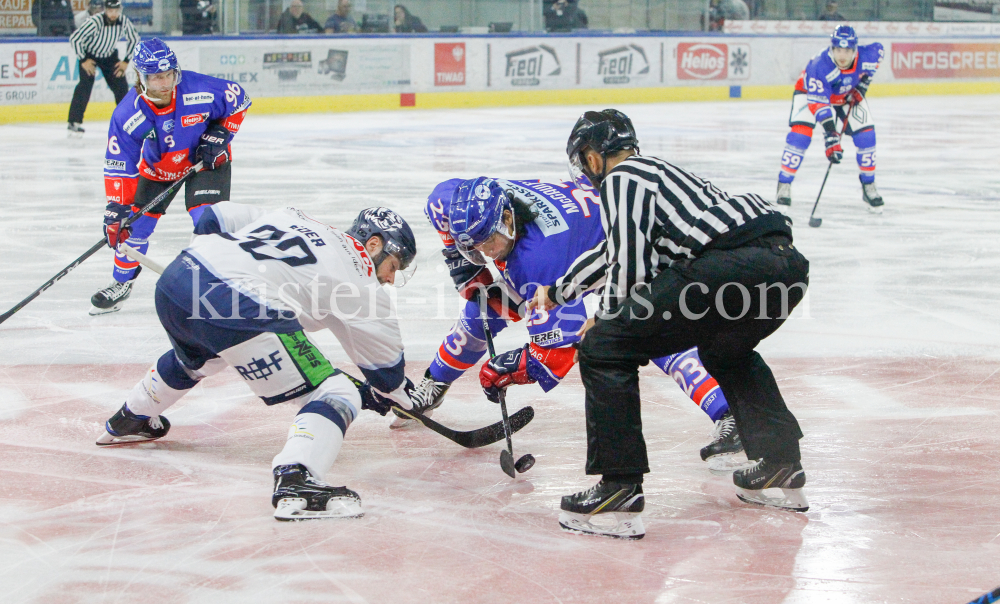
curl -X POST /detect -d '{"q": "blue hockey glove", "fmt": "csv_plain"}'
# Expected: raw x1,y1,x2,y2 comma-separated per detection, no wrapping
359,378,415,416
103,201,132,248
195,123,233,170
479,344,536,403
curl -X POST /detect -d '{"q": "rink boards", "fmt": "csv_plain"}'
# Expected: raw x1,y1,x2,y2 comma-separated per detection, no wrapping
2,25,1000,123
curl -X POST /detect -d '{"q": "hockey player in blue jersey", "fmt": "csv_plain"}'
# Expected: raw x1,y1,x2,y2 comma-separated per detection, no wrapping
392,176,746,468
96,203,419,520
776,25,884,213
93,37,252,315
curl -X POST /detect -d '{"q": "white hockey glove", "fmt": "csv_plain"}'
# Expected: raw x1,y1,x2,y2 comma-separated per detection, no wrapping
359,378,415,416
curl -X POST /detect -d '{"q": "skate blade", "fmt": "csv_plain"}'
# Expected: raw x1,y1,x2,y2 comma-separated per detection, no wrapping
95,431,161,446
274,497,364,521
866,204,884,215
389,408,432,430
735,486,809,512
558,511,645,540
706,452,756,475
89,303,124,316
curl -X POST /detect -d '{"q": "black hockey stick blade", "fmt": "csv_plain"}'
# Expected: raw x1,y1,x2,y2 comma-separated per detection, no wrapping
0,164,202,326
808,217,822,228
391,404,535,449
499,449,516,478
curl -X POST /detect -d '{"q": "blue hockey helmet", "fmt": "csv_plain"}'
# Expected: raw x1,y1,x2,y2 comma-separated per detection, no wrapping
347,207,418,286
448,177,514,266
133,38,182,89
830,25,858,50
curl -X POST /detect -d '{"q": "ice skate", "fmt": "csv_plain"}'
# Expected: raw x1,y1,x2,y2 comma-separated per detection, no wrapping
96,403,171,446
733,459,809,512
775,181,792,206
701,412,754,475
558,480,645,540
390,368,450,429
90,267,140,315
272,464,363,520
67,122,85,138
862,181,883,214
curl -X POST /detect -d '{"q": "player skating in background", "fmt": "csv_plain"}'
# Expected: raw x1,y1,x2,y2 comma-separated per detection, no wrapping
93,37,252,315
776,25,884,213
391,176,747,470
96,203,419,520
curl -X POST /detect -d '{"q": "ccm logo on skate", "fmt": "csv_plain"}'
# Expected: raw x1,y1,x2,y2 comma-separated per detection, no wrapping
182,112,210,127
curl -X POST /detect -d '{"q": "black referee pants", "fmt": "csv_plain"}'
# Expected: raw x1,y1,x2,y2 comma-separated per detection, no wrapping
68,52,130,124
578,235,809,478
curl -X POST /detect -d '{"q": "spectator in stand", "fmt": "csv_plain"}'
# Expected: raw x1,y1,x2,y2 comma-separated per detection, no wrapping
544,0,587,32
707,0,749,30
277,0,322,34
180,0,217,34
393,5,427,33
818,0,846,20
324,0,356,33
32,0,75,36
74,0,102,30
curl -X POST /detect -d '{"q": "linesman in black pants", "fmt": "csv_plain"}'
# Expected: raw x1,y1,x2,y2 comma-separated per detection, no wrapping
67,0,138,137
528,109,810,540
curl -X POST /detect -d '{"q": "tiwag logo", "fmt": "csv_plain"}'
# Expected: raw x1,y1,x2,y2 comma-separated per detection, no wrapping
598,44,649,84
435,42,465,86
677,43,750,80
504,45,560,86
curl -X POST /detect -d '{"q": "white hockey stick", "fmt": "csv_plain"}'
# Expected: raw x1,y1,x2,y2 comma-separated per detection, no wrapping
119,243,166,275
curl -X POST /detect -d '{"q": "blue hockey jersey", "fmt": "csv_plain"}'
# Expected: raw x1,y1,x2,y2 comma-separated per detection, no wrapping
795,42,883,122
103,70,251,208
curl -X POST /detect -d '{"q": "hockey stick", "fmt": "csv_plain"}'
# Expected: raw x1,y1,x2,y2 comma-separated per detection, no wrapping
337,369,535,449
120,244,166,275
477,291,535,477
0,163,203,326
808,104,853,228
968,587,1000,604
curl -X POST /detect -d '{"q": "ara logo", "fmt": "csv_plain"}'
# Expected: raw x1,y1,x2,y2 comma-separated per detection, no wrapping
504,45,560,86
676,43,751,80
597,45,650,85
235,351,284,381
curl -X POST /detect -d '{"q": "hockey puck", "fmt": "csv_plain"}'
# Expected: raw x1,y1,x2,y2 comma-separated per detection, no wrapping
514,454,535,473
808,217,822,228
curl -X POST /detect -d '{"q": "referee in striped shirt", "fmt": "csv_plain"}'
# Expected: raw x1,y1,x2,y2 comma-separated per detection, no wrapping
67,0,138,136
531,109,811,522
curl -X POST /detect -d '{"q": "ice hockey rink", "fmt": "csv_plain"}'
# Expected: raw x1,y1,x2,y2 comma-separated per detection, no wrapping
1,94,999,603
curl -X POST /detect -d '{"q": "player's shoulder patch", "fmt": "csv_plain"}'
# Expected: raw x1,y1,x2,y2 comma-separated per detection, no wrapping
122,109,146,135
183,92,215,106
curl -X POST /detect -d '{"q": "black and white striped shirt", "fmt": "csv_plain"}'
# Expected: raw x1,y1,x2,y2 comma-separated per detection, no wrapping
551,155,788,312
69,13,139,61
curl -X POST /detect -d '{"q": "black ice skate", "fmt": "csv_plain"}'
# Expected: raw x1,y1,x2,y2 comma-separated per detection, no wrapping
390,368,450,429
558,480,645,540
67,122,85,138
272,464,363,520
96,403,171,446
862,181,884,214
90,267,141,315
776,181,792,206
701,412,755,475
733,459,809,512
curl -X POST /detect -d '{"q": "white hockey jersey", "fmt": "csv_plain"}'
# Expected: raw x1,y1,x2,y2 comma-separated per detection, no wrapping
158,201,407,397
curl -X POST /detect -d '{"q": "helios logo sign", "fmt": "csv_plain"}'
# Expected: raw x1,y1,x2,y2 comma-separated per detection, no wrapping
598,44,649,84
676,43,750,80
504,45,560,86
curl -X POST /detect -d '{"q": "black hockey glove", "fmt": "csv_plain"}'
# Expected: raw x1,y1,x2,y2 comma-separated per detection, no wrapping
103,201,132,248
479,344,536,403
820,118,843,164
444,247,482,292
359,378,415,416
195,123,233,170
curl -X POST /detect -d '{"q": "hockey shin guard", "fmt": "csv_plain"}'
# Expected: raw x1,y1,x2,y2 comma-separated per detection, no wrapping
113,214,158,283
272,374,359,479
853,127,876,184
778,128,812,185
653,347,730,421
125,350,201,418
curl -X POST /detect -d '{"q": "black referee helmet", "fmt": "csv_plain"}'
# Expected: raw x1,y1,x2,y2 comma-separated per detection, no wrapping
566,109,639,188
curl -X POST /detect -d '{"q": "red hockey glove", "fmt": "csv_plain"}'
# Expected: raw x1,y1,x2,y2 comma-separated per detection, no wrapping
480,344,536,403
823,131,843,164
195,123,234,170
849,75,871,105
103,201,132,248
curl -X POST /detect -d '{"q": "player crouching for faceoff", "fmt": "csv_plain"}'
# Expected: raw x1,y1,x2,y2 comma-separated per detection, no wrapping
93,37,252,315
394,177,751,473
96,203,419,521
776,25,884,213
530,109,810,539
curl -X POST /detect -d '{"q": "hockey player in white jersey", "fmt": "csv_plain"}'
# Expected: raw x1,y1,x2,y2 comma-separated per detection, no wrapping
96,202,418,521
